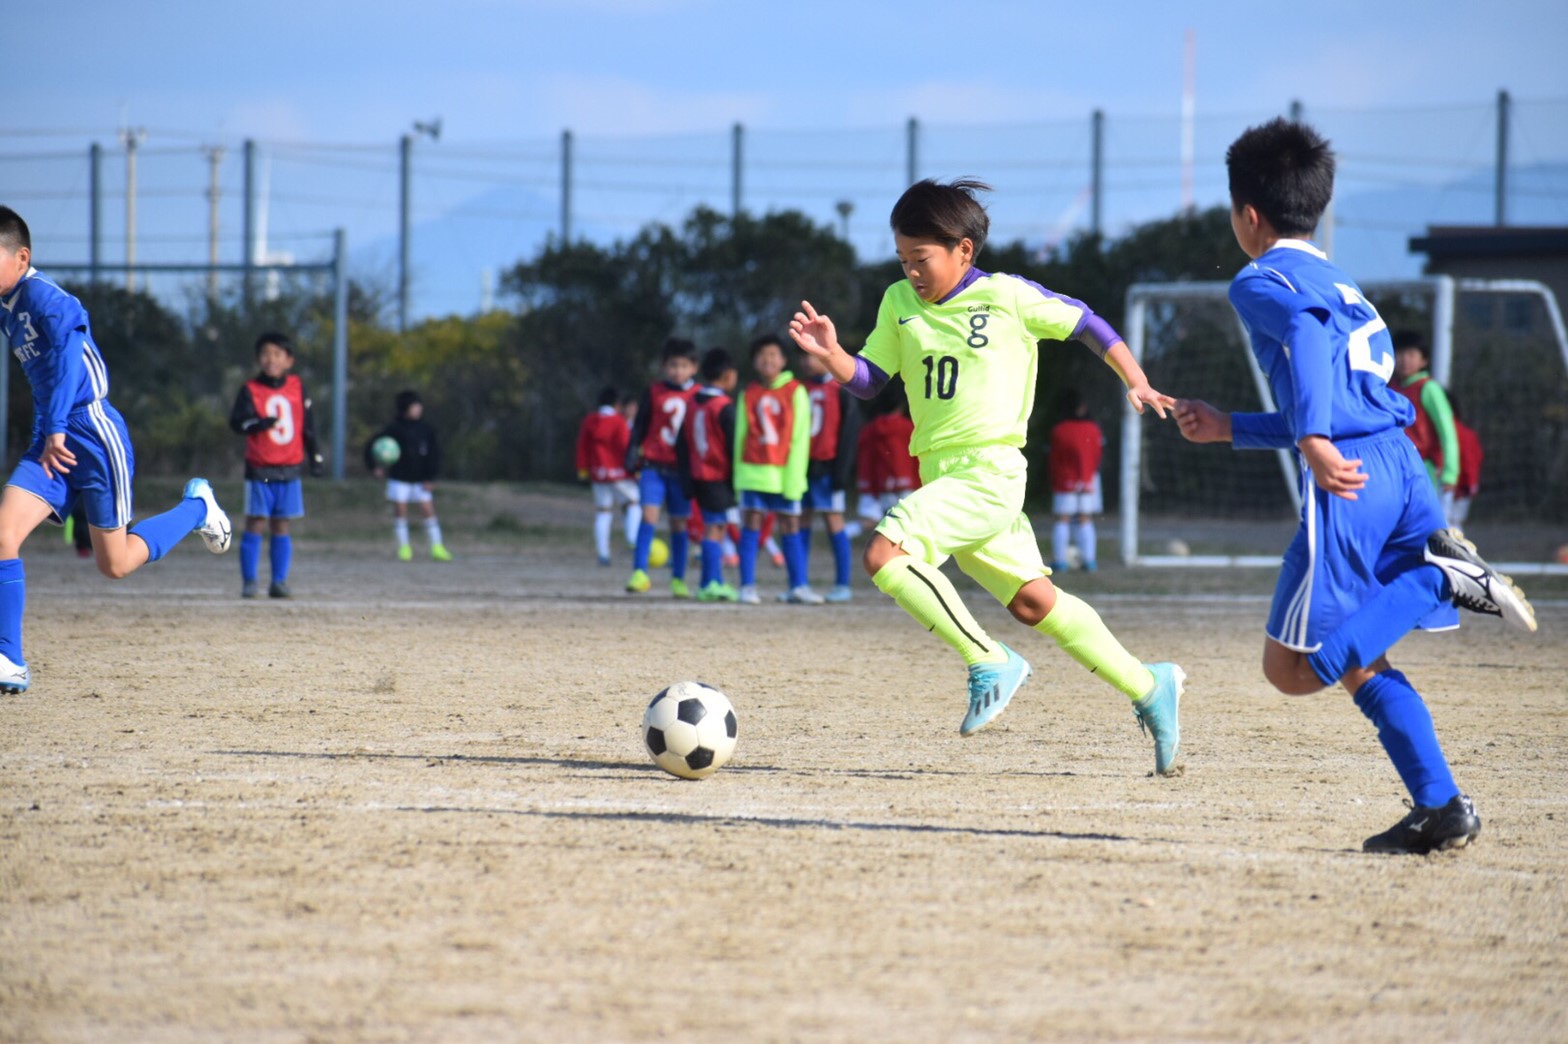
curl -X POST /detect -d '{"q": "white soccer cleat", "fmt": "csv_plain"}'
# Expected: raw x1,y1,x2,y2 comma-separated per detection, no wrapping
0,653,30,694
786,585,826,605
1424,528,1536,633
738,585,761,606
183,477,232,554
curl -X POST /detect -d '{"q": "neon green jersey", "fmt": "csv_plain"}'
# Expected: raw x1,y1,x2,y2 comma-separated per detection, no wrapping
860,271,1091,457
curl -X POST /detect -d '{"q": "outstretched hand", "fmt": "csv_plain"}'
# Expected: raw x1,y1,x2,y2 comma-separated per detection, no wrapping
1125,382,1177,419
788,301,839,359
1298,435,1366,500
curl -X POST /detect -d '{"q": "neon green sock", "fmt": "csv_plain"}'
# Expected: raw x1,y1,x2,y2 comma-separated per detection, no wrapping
1035,589,1154,700
873,556,1002,666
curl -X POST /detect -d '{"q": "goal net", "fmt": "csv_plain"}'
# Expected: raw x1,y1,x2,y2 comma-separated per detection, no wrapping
1119,276,1568,575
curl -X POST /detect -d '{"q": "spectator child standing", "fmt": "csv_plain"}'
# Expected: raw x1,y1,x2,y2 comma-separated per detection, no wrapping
855,394,920,530
576,385,640,565
734,334,817,605
229,331,325,598
678,348,741,602
799,348,862,602
625,338,699,596
365,390,450,562
0,205,231,693
1391,330,1460,519
1046,388,1104,572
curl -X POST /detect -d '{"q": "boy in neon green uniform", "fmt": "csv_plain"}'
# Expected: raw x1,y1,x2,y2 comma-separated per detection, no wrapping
789,178,1186,774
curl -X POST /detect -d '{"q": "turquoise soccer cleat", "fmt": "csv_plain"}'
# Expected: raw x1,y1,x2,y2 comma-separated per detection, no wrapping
1133,662,1185,775
960,644,1031,737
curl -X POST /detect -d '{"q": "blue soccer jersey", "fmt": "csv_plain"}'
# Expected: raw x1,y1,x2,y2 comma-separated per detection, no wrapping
1227,240,1412,450
0,267,110,437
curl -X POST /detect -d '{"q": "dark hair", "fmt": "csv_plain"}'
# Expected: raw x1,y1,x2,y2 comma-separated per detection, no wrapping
395,389,421,415
1391,329,1428,356
254,331,295,358
596,385,619,408
889,178,991,254
0,206,30,253
700,347,735,382
660,337,699,363
1225,118,1334,238
748,333,785,360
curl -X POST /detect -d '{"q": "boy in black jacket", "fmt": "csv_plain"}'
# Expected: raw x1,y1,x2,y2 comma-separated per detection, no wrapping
364,390,451,562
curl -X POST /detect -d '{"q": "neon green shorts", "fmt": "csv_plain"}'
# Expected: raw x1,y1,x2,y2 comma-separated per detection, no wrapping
875,443,1051,605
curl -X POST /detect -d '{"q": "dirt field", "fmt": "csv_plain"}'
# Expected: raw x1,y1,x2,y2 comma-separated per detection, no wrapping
2,480,1565,1042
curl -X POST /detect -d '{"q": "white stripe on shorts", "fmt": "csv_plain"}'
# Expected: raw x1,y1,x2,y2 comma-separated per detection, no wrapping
87,400,133,527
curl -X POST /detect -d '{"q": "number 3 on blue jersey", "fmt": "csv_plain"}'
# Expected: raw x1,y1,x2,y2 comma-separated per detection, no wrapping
1336,283,1393,382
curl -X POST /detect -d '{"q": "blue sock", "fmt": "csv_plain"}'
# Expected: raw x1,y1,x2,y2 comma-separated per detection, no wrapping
739,527,760,586
129,497,205,562
240,532,262,583
1308,564,1449,685
701,539,721,587
270,534,293,583
800,524,814,575
0,558,24,666
784,529,807,588
669,527,689,581
634,520,654,571
1353,669,1459,808
831,529,852,586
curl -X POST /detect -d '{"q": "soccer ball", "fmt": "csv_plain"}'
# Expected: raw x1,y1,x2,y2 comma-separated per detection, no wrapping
642,681,738,780
371,436,401,467
647,536,669,568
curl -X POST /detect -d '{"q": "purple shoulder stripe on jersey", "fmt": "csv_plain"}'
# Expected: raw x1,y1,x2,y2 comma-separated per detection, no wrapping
845,356,890,399
936,266,987,303
1007,273,1121,358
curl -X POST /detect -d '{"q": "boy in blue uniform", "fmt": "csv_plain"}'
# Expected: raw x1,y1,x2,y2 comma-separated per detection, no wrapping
0,206,231,693
1173,120,1536,853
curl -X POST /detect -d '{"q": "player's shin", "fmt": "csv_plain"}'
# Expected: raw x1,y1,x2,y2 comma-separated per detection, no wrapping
128,498,207,562
1353,669,1459,808
872,555,1001,666
1034,589,1155,699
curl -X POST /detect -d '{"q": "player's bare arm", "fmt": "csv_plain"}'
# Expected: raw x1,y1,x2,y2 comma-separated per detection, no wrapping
38,432,76,478
1173,399,1232,444
1297,435,1366,500
788,301,857,384
1103,341,1175,418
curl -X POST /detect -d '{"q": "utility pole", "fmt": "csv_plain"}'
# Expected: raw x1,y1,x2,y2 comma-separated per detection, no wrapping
119,127,146,292
1495,89,1511,226
89,142,102,284
1090,109,1104,237
906,117,919,187
835,200,853,242
203,145,225,298
561,129,573,244
399,118,441,333
732,122,744,217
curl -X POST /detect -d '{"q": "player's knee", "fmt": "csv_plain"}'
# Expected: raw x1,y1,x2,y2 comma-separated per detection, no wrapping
1261,653,1325,696
862,536,897,577
95,556,133,580
1007,579,1054,626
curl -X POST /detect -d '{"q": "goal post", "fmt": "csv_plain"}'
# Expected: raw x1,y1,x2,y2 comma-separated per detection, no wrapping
1119,276,1568,575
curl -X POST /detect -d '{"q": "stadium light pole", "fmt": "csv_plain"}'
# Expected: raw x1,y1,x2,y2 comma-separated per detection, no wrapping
399,118,441,333
88,142,102,285
119,126,146,292
835,200,853,242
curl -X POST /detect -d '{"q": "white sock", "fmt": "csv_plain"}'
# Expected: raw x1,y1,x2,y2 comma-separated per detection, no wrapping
1052,520,1070,564
624,504,640,546
1075,520,1097,564
594,512,613,558
425,517,444,547
394,517,410,547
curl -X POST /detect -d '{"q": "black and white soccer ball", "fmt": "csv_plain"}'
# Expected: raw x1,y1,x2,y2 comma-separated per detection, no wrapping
642,681,738,780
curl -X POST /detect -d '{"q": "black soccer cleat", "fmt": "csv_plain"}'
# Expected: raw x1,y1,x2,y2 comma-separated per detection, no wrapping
1423,528,1537,633
1363,793,1482,855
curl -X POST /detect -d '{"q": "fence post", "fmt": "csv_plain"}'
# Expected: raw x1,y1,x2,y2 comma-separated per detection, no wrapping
332,228,349,480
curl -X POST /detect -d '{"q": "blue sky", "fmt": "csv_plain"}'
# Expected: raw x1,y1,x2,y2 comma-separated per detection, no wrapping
7,0,1568,317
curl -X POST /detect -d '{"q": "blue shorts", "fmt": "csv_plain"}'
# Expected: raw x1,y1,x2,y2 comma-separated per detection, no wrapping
245,478,304,520
1268,430,1457,652
740,490,801,516
803,474,846,513
638,466,689,519
6,400,135,529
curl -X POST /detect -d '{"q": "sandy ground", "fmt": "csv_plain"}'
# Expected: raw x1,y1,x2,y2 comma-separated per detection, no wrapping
1,481,1565,1042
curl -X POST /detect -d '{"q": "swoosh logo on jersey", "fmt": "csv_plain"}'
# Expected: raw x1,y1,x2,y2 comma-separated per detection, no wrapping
898,316,916,325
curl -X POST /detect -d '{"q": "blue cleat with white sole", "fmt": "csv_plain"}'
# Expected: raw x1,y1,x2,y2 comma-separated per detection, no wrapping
1133,662,1185,775
961,644,1031,736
